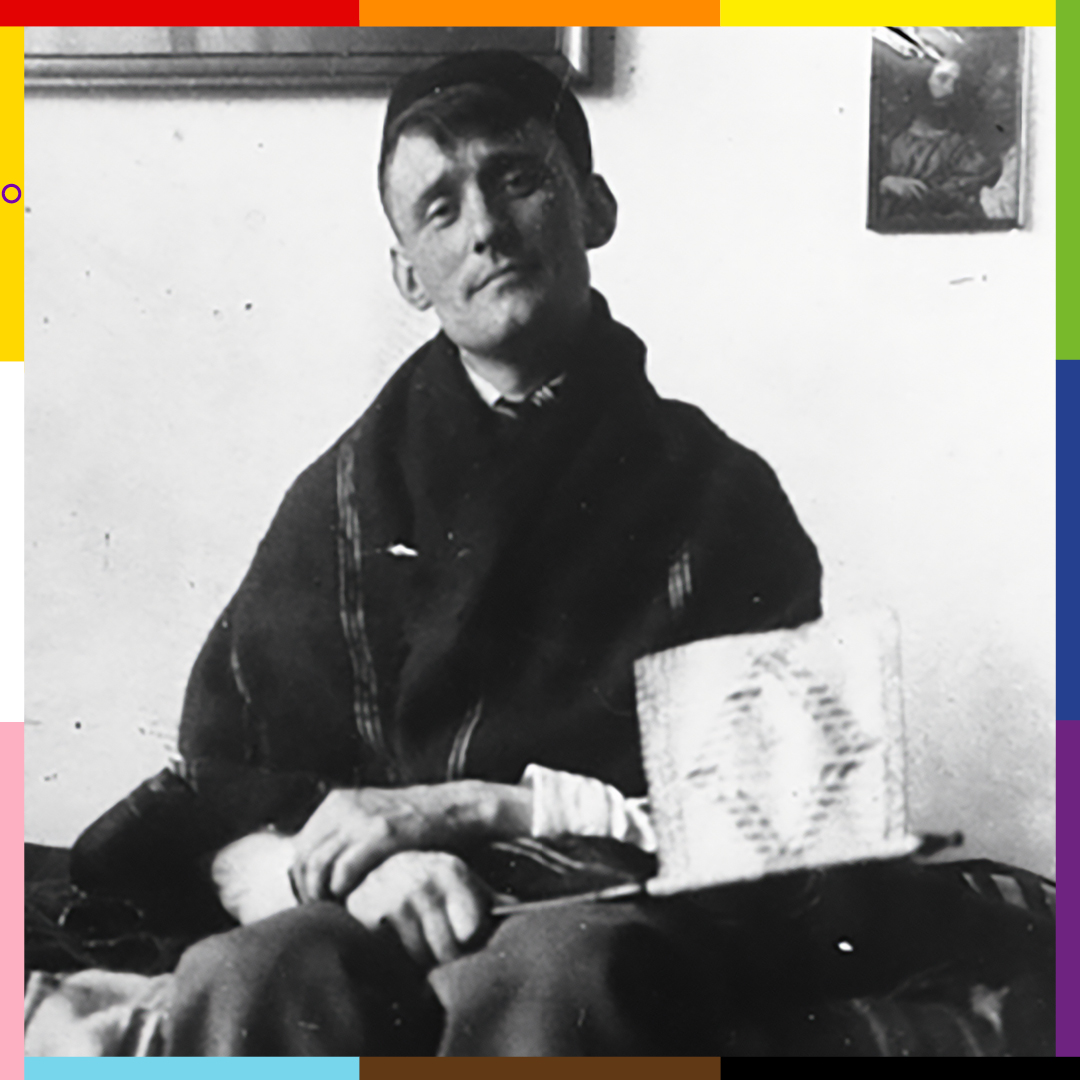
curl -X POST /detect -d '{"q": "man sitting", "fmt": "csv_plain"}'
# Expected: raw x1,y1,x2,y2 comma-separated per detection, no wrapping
62,50,1049,1057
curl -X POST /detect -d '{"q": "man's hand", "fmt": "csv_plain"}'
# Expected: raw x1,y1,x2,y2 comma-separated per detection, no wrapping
290,781,532,903
346,851,493,969
880,175,929,201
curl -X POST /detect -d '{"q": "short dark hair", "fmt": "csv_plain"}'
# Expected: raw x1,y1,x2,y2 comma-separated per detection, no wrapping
379,50,593,212
379,83,585,208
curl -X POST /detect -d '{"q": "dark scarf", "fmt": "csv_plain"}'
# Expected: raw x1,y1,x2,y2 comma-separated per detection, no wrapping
70,293,821,915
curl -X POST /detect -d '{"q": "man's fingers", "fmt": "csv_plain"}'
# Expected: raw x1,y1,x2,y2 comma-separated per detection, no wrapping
343,852,491,969
296,834,347,903
411,891,462,966
291,795,340,861
347,886,431,966
443,872,490,948
385,908,436,969
327,840,391,899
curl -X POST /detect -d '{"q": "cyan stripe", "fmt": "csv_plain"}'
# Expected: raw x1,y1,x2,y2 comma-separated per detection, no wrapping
26,1060,360,1079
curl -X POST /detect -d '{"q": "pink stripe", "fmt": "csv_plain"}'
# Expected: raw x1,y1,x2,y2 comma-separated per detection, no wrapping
0,724,24,1075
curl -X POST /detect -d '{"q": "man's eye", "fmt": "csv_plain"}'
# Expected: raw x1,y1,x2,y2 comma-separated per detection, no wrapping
502,167,545,196
424,200,457,225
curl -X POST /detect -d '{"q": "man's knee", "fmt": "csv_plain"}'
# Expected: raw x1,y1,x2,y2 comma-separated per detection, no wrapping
433,901,719,1055
174,902,361,992
498,901,713,984
492,902,661,987
168,902,444,1055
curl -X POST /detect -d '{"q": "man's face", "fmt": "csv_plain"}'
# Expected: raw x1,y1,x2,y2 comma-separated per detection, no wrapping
383,120,599,357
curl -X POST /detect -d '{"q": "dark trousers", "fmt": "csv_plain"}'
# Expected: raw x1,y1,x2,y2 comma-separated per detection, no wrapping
163,862,1053,1056
163,898,719,1056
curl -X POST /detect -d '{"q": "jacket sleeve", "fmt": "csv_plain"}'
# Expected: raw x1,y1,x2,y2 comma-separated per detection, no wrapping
70,454,349,923
675,418,823,645
68,598,335,928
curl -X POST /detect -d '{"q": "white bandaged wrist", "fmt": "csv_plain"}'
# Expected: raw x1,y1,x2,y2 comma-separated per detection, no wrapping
520,763,657,853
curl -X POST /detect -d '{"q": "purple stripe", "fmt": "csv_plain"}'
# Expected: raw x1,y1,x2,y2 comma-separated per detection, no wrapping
1059,722,1078,1056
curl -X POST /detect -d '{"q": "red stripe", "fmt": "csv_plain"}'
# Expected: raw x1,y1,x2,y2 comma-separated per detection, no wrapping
10,2,359,24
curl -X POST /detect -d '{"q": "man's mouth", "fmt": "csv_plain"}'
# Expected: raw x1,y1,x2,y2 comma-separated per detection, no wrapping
471,263,534,295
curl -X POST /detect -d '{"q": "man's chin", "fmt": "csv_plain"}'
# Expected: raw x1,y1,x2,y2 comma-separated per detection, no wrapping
449,297,550,355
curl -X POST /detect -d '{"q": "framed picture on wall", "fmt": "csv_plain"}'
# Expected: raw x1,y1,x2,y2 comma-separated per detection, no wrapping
24,26,592,91
867,27,1027,233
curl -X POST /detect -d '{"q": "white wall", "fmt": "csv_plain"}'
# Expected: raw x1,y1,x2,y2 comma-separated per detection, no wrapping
26,27,1055,877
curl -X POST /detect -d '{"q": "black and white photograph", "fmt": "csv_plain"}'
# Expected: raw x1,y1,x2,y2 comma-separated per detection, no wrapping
24,27,1054,1056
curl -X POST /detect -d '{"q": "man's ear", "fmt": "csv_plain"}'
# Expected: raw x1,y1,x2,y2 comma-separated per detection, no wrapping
582,174,618,250
390,247,432,311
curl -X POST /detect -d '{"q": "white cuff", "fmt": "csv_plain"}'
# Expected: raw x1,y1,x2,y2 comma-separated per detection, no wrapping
520,764,658,853
211,830,299,925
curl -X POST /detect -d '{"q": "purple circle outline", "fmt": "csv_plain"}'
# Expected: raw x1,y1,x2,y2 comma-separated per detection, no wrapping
2,184,21,204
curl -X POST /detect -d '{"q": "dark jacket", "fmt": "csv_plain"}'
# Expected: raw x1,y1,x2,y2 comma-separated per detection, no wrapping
71,293,822,918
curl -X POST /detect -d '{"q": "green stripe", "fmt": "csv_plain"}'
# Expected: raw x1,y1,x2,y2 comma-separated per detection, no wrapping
1061,6,1076,358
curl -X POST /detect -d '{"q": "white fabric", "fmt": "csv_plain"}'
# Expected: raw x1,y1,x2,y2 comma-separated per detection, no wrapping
521,763,658,853
462,361,505,406
980,144,1019,220
24,970,173,1056
461,359,566,409
211,829,298,925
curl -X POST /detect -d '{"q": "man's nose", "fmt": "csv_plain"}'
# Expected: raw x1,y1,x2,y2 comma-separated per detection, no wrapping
464,186,511,254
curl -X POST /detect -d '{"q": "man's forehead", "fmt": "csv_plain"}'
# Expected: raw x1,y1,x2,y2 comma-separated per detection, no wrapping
380,50,593,182
385,122,564,202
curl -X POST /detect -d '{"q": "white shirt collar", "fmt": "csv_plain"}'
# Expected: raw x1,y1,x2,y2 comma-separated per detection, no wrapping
461,360,566,410
461,361,505,408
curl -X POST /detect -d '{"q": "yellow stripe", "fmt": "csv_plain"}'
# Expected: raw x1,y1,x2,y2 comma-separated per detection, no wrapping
357,3,1053,25
721,2,1055,24
0,27,23,363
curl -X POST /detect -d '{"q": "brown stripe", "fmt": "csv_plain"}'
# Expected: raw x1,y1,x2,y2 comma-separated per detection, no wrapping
348,1061,721,1079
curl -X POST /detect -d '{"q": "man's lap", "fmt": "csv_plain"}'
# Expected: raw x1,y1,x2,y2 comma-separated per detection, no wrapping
160,860,1053,1056
164,897,722,1056
165,902,443,1055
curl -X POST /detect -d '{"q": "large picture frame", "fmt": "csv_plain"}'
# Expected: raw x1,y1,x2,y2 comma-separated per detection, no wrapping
867,27,1028,233
24,27,592,92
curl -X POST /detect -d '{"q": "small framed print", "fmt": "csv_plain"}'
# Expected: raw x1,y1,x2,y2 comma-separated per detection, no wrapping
868,27,1027,233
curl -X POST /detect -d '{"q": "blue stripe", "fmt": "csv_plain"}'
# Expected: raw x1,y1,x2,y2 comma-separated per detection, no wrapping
26,1060,360,1078
1059,360,1080,723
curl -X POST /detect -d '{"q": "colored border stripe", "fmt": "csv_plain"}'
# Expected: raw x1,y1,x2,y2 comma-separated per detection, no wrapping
25,1063,361,1078
722,2,1055,24
1060,0,1074,1063
0,27,22,364
24,1059,722,1076
1062,2,1077,359
1060,361,1077,711
0,26,22,1080
0,3,1058,26
0,726,22,1070
1060,360,1076,1055
1059,722,1076,1055
11,4,1063,1068
8,3,358,24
